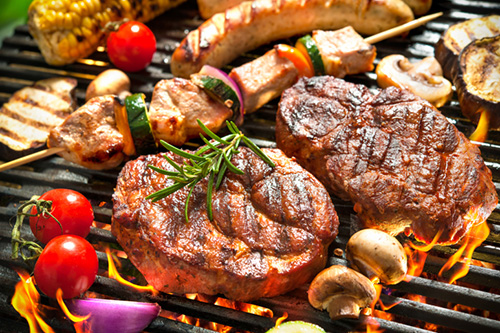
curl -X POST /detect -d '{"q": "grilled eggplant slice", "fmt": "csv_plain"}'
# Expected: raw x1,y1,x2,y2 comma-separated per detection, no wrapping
435,15,500,80
0,77,77,160
454,35,500,129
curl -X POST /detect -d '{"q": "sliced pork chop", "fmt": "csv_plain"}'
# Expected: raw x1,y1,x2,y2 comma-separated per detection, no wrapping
112,147,339,301
276,76,497,245
0,77,77,160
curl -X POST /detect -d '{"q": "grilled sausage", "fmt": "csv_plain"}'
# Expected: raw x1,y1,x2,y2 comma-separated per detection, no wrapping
171,0,414,78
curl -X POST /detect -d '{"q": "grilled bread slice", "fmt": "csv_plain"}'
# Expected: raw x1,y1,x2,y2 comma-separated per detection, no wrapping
0,77,77,160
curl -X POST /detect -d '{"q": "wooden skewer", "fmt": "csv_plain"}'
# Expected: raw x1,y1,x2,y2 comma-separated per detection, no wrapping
0,12,443,173
365,12,443,44
0,147,65,172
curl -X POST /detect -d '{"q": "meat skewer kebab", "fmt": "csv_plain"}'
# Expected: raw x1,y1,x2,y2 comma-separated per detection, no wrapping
0,13,441,172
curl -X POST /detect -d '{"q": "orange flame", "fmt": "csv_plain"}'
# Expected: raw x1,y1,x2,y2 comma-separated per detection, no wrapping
105,247,158,295
404,243,428,281
439,217,490,284
11,269,55,333
469,108,490,143
275,312,288,326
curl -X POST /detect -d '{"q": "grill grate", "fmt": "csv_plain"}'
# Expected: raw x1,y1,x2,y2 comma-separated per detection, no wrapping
1,0,500,332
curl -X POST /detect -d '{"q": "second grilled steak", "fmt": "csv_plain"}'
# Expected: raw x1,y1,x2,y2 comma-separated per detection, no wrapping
112,147,339,301
276,76,497,245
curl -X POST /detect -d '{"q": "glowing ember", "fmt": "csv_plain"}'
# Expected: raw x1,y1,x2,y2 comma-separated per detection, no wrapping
11,269,55,333
469,108,490,143
105,247,158,295
439,219,490,284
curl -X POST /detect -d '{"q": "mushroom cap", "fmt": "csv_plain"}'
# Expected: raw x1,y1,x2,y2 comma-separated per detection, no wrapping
346,229,408,285
307,265,376,320
376,54,453,108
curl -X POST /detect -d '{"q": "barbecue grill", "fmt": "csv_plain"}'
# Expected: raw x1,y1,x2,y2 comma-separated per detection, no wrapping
1,0,500,332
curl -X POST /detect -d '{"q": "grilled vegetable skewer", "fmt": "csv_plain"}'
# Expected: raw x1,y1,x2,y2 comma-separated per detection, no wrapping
1,14,441,172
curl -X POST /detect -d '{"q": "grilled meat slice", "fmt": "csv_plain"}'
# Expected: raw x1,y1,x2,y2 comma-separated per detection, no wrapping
48,95,127,170
312,26,376,78
149,78,233,146
229,49,299,114
276,76,497,245
112,147,339,301
0,77,77,160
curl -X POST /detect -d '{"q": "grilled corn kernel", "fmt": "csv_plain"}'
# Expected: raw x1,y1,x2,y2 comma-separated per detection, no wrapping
29,0,187,65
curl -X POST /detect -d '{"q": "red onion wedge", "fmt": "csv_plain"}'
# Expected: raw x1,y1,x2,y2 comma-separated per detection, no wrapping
67,298,160,333
198,65,245,126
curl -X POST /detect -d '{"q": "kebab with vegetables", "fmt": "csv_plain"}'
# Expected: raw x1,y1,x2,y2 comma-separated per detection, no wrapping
45,24,380,170
1,13,440,172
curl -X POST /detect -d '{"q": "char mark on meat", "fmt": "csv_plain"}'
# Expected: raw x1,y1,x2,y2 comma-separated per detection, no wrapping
276,76,497,245
111,147,339,301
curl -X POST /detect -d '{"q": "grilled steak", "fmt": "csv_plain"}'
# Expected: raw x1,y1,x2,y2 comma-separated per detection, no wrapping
112,147,339,301
276,76,497,245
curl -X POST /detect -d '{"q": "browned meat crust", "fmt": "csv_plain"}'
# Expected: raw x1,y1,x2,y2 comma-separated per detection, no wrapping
276,76,497,245
112,147,339,301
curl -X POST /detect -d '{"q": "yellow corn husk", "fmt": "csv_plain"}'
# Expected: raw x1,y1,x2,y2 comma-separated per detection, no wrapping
28,0,188,66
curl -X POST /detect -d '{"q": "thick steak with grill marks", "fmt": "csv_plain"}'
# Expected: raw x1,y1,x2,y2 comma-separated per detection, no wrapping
276,76,497,245
111,147,339,301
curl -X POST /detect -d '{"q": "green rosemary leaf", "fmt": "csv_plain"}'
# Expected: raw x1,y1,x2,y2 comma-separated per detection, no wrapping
199,134,223,153
222,151,244,175
206,172,215,221
148,165,179,177
215,163,227,189
184,185,196,222
226,120,239,134
213,153,224,174
148,119,275,223
162,155,183,173
241,136,276,167
160,139,206,162
146,182,187,201
197,119,230,144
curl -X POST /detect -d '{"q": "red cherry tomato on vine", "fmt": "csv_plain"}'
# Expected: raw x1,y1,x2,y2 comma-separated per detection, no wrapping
34,235,99,299
29,189,94,244
107,21,156,72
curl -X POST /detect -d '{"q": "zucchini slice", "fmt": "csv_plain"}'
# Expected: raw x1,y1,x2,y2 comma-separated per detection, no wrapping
296,35,326,76
266,321,326,333
125,93,156,154
191,65,245,125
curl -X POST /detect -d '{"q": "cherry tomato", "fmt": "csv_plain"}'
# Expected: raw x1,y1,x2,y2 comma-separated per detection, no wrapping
107,21,156,72
29,189,94,244
34,235,99,299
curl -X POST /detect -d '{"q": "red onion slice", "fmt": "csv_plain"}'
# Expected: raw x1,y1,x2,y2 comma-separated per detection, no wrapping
199,65,244,125
67,298,160,333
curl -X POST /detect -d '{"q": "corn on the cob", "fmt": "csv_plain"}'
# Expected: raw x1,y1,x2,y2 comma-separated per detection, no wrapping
28,0,187,66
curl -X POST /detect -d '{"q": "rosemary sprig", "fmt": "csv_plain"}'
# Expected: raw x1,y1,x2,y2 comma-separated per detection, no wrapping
146,119,275,222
